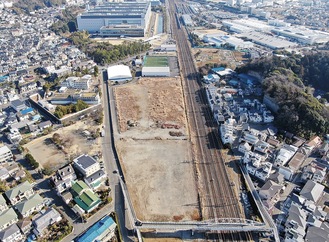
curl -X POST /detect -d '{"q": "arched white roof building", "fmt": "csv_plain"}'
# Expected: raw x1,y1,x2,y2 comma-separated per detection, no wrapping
107,65,132,82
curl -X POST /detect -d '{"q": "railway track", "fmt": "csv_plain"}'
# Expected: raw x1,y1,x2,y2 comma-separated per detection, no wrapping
168,0,253,241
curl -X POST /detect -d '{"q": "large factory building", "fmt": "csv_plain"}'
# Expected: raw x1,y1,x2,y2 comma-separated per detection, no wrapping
77,2,151,37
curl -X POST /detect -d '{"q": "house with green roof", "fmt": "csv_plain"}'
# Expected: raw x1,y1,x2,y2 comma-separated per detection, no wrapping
14,194,44,218
71,180,89,196
4,181,34,205
0,208,18,231
71,181,101,214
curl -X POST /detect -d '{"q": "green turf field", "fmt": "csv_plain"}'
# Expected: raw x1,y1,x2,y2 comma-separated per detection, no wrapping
143,56,169,67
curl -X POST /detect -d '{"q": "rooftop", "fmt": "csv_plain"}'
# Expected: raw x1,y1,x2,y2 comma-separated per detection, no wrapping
74,154,98,170
76,215,116,242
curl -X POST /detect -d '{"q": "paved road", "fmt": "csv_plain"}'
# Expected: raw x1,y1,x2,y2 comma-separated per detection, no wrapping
100,69,135,242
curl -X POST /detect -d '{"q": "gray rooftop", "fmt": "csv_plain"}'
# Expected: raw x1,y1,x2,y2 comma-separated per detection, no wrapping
300,180,324,203
85,169,105,184
74,155,97,170
33,208,61,233
0,223,21,240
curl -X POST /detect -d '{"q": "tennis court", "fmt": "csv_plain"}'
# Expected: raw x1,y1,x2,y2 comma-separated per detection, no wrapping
143,56,169,67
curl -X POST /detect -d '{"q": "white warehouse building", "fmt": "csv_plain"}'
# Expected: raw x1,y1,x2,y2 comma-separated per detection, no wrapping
142,67,170,77
107,65,132,82
77,2,151,36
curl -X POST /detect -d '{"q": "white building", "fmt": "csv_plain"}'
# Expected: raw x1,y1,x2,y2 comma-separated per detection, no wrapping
107,65,132,82
274,145,298,167
219,118,236,145
142,67,170,77
61,75,92,90
0,146,13,163
7,129,22,144
77,2,151,36
73,154,101,177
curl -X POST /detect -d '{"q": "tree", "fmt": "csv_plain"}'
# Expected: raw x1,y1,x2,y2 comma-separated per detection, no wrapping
25,153,39,169
94,66,99,77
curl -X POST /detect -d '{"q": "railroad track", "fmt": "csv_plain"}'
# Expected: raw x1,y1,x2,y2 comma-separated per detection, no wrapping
168,1,253,241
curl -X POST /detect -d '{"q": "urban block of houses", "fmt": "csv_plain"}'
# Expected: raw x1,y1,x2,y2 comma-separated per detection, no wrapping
71,180,101,214
52,164,77,194
0,208,18,232
76,215,116,242
4,181,34,205
14,193,44,218
0,223,23,242
243,151,273,181
0,145,13,163
32,207,62,237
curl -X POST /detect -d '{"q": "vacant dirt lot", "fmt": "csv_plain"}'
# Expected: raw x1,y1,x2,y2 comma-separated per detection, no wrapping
114,76,199,221
193,48,246,69
24,120,101,171
116,139,198,221
114,77,187,135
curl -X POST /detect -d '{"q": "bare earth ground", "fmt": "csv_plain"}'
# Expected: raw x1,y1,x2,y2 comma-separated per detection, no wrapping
24,120,101,171
193,49,245,69
114,77,199,221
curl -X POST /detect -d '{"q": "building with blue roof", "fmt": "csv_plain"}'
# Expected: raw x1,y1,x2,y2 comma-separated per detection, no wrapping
76,215,116,242
20,107,34,115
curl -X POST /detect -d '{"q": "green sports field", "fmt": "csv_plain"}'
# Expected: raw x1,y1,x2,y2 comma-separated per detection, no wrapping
143,56,169,67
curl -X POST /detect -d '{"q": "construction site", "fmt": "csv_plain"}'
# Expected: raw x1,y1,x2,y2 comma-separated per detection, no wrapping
113,77,200,221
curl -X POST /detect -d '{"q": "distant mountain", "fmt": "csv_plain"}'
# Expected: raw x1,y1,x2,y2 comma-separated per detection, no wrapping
13,0,66,13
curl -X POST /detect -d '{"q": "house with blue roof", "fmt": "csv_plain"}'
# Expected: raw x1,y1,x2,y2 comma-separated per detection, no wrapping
76,215,116,242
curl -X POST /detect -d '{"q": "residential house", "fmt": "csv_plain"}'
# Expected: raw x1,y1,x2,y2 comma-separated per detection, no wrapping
84,169,106,190
0,208,18,231
0,145,13,163
305,136,322,151
14,193,44,218
274,145,298,167
17,218,32,235
259,180,283,210
219,118,236,145
4,163,20,176
10,99,27,112
318,143,329,156
0,167,10,181
52,164,77,193
299,180,324,204
71,180,101,213
0,224,23,242
238,142,251,154
61,190,73,204
4,181,34,205
7,128,22,144
305,225,329,242
301,163,326,184
73,155,100,177
0,195,8,212
254,162,272,181
268,172,285,185
37,120,52,131
12,170,26,181
32,208,62,237
285,204,307,241
76,215,116,242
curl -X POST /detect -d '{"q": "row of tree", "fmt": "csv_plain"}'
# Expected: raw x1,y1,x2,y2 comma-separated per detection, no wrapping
69,31,151,64
54,100,89,118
